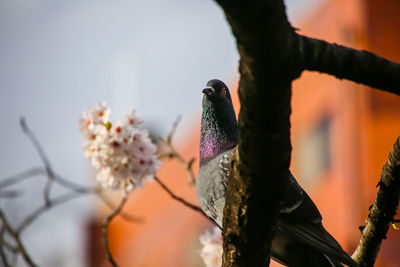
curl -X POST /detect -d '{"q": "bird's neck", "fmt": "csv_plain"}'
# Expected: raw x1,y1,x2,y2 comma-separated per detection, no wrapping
200,103,238,164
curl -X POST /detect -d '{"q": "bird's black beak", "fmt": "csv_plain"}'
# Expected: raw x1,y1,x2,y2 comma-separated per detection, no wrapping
202,87,215,96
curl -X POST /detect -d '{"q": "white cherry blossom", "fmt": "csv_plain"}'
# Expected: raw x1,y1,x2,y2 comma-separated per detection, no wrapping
79,102,160,192
199,227,223,267
86,101,111,124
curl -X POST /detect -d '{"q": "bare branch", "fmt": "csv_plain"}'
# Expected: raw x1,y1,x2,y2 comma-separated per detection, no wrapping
352,137,400,266
0,238,18,253
0,167,46,190
0,209,38,267
102,195,128,267
154,176,217,226
20,117,55,205
96,193,143,223
0,227,12,267
159,116,197,187
0,175,141,266
16,190,142,234
0,166,98,195
299,35,400,96
16,192,86,234
11,251,18,267
167,115,181,144
53,174,99,194
159,145,197,187
155,117,220,225
154,176,202,213
0,190,22,199
0,117,142,267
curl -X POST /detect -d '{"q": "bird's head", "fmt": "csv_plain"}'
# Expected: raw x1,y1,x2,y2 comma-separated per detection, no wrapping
200,79,238,161
202,79,233,108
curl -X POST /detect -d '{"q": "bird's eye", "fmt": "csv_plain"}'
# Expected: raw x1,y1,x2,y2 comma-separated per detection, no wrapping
220,88,227,96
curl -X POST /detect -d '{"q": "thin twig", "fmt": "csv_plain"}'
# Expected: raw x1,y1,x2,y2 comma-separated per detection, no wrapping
2,169,140,225
16,192,86,233
154,176,210,218
20,117,55,206
54,174,99,194
0,167,46,190
0,238,18,253
167,115,181,144
52,174,141,222
11,251,18,267
0,227,11,267
16,190,142,234
0,190,22,199
154,176,215,225
102,195,128,267
0,166,99,196
1,116,203,267
156,120,216,224
159,147,196,187
96,193,143,223
0,209,38,267
159,116,197,187
0,117,142,267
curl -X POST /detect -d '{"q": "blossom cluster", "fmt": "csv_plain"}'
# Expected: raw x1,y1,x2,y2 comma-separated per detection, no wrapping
79,102,160,192
199,227,223,267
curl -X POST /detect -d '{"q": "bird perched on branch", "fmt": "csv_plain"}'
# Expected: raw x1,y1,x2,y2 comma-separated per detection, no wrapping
196,79,358,267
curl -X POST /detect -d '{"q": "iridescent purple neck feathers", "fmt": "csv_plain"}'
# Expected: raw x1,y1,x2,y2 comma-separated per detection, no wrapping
200,93,238,164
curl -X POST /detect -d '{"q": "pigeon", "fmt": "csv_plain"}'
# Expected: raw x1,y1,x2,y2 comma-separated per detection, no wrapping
196,79,358,267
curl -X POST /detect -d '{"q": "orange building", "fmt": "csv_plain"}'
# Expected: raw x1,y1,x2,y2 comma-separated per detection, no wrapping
291,1,400,266
89,1,400,266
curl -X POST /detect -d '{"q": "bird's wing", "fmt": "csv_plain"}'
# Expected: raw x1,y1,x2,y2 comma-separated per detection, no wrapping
196,148,235,228
278,222,357,267
218,150,232,186
279,173,357,267
280,172,322,223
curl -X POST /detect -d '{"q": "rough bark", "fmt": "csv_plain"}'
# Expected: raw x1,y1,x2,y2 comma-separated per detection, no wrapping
299,35,400,96
213,0,400,266
352,137,400,266
215,1,301,266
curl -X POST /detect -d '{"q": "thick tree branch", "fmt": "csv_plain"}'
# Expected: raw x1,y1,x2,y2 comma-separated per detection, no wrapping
352,137,400,266
215,0,298,266
299,35,400,95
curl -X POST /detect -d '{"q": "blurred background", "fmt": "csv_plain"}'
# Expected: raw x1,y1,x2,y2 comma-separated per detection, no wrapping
1,0,400,266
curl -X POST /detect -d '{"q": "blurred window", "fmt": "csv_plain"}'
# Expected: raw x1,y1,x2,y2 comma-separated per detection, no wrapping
299,116,331,187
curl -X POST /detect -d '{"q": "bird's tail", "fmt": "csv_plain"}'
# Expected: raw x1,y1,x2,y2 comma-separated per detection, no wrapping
325,254,358,267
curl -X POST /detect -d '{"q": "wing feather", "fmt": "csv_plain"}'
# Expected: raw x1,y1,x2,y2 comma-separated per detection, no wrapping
278,222,357,267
